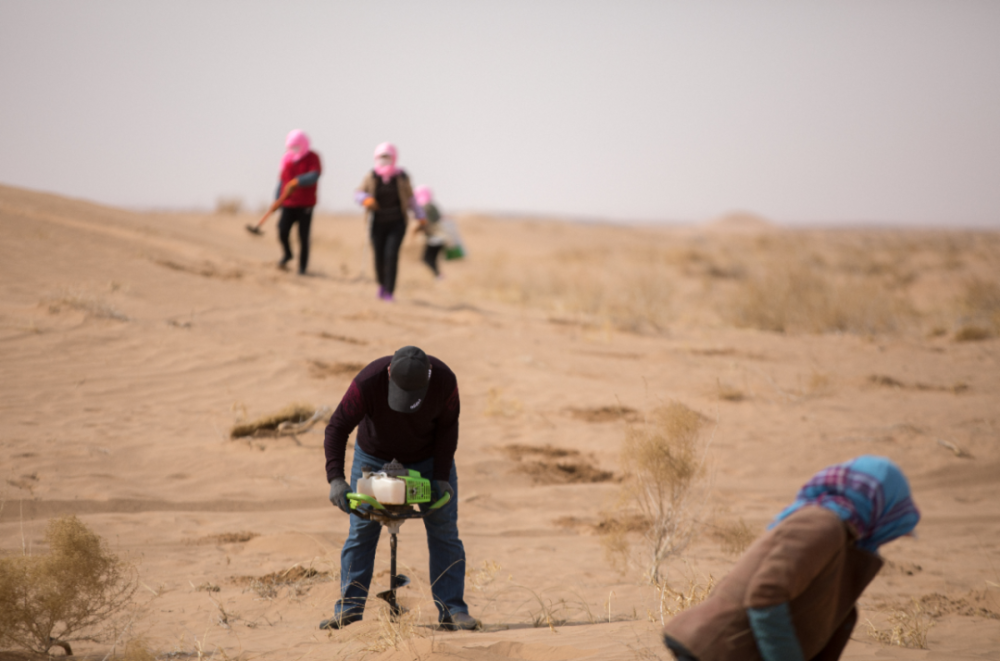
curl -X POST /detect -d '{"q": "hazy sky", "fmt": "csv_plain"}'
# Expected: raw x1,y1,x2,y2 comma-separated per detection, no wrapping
2,1,999,226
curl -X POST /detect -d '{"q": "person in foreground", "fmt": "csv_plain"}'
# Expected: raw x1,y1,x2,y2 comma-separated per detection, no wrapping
320,346,478,631
662,455,920,661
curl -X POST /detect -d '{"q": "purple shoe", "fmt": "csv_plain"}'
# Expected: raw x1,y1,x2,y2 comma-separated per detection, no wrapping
382,291,394,302
377,286,385,299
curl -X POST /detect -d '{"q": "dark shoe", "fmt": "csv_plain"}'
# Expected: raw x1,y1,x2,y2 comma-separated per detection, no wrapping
440,612,480,631
278,258,290,271
319,612,362,630
245,224,263,236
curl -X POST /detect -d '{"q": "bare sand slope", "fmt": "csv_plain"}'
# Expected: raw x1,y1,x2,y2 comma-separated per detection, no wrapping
1,184,998,659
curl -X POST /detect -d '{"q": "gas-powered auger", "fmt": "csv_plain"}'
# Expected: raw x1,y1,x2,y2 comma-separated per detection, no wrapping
345,459,450,618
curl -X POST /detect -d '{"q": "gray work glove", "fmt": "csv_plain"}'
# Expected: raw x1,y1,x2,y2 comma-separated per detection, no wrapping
433,480,455,503
328,478,351,514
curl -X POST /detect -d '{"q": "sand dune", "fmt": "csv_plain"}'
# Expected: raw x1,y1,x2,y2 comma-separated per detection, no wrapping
1,184,998,659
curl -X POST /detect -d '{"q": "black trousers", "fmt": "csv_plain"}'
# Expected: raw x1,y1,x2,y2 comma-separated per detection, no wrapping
370,219,407,294
278,206,313,273
423,244,443,276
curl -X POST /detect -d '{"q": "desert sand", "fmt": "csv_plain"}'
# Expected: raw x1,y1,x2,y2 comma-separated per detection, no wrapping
1,183,998,660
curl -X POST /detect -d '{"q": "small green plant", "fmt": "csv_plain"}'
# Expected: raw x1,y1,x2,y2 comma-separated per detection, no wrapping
0,515,138,656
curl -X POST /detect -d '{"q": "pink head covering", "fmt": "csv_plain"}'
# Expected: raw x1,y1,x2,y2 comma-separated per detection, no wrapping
373,142,401,183
281,129,311,168
413,185,433,207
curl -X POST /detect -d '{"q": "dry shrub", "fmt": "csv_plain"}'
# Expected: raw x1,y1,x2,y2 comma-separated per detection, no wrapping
731,262,910,334
0,516,137,656
603,402,712,584
711,518,757,556
229,403,314,439
866,599,932,649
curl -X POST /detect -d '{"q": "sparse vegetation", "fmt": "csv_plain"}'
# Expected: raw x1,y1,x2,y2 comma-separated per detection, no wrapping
711,518,757,555
502,444,614,484
0,515,138,656
44,290,128,321
657,571,715,620
229,403,315,439
866,599,933,649
602,402,712,584
731,262,911,334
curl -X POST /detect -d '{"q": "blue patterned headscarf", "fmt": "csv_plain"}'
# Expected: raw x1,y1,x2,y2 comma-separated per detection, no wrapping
770,455,920,553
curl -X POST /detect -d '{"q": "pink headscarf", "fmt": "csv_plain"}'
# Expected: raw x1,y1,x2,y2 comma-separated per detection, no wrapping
414,185,433,207
281,129,311,168
373,142,401,183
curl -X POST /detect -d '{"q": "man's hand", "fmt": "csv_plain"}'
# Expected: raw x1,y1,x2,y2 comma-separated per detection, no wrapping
329,478,351,514
433,480,455,503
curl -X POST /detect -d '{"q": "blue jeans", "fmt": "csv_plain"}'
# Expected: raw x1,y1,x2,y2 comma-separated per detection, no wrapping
336,447,469,622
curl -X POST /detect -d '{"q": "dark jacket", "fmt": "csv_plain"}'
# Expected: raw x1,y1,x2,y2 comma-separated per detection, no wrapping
323,355,460,482
662,506,883,661
357,170,418,219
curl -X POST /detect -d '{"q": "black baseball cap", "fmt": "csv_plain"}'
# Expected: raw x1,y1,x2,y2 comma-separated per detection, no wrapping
388,346,431,413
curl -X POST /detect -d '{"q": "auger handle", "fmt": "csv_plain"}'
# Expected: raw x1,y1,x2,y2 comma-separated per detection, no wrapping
347,492,385,510
429,492,451,510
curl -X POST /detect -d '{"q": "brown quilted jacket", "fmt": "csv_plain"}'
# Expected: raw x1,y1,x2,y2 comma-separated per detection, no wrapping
662,506,883,661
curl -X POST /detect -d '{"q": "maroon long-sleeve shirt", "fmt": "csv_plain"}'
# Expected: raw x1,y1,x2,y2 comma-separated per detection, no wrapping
324,355,460,482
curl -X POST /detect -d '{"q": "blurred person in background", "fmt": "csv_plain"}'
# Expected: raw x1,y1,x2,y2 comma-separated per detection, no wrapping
354,143,424,301
413,185,448,279
662,455,920,661
247,129,322,275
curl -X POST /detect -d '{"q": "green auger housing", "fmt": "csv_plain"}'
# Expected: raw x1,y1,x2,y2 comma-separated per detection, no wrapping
400,469,432,504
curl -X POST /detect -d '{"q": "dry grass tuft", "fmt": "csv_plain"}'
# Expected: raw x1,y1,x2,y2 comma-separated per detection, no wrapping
356,604,427,653
711,518,757,556
0,515,138,656
869,374,906,388
715,380,745,402
731,262,911,334
866,599,933,649
307,359,365,379
658,572,715,620
566,405,640,423
195,531,259,545
229,403,314,439
603,402,712,584
954,325,993,342
502,444,614,484
44,290,128,321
